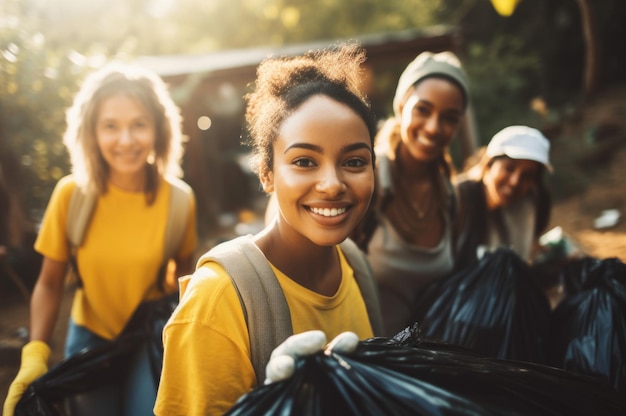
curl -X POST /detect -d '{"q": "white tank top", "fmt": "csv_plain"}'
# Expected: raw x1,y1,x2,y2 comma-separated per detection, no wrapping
367,155,455,337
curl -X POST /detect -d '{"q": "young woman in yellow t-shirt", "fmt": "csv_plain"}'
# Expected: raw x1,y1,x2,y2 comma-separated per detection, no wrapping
4,64,197,416
154,43,382,416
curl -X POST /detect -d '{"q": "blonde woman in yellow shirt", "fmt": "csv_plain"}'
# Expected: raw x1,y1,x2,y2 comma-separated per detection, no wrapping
4,64,197,416
154,43,382,416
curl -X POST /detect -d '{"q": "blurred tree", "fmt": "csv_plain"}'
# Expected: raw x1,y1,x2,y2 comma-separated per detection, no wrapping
24,0,448,55
482,0,619,100
576,0,598,98
0,0,91,219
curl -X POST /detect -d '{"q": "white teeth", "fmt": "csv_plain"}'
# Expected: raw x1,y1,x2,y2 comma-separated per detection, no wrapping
311,207,346,217
418,137,436,148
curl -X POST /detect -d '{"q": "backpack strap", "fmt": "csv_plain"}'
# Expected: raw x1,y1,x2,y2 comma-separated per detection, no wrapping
338,238,384,337
67,185,97,252
157,177,194,291
199,235,292,386
163,177,193,261
66,185,97,287
199,236,384,385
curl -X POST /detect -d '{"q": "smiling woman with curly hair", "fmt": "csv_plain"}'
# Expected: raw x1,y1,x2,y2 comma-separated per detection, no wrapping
155,43,383,416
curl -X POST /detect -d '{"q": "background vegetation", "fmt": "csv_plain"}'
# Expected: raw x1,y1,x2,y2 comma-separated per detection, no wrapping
1,0,625,225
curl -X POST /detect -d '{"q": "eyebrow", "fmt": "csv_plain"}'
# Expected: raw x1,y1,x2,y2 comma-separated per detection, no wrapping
98,114,151,122
411,98,463,116
284,142,372,155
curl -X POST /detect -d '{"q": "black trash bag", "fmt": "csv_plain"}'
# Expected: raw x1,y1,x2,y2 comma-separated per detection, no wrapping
559,255,625,295
121,292,179,384
412,248,551,363
546,257,626,394
14,292,179,416
226,324,626,416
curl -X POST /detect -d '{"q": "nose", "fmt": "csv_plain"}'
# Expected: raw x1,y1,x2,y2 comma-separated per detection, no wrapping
424,114,441,136
315,166,346,197
508,170,522,188
118,127,133,144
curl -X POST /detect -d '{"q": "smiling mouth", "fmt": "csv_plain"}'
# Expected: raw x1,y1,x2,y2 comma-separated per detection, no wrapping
417,136,438,150
114,150,142,160
310,207,347,217
500,187,514,198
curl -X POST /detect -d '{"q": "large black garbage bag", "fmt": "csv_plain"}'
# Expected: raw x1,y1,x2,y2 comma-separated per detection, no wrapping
546,256,626,394
226,324,626,416
14,292,178,416
413,248,551,363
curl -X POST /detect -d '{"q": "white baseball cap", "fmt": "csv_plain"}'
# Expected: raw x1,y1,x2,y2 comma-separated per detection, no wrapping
486,125,553,172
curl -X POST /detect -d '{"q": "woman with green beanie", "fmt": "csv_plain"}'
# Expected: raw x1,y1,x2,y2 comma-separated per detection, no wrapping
352,51,470,336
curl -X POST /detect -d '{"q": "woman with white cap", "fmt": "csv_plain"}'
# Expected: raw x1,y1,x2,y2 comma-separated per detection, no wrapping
453,125,553,271
352,51,470,336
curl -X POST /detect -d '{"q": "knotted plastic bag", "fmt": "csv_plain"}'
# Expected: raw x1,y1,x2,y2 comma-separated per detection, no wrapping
546,256,626,394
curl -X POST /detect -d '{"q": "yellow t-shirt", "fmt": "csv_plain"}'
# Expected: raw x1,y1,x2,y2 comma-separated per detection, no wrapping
35,175,197,340
154,245,373,416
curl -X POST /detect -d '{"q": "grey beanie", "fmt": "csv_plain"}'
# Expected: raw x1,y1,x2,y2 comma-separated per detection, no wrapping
393,51,469,115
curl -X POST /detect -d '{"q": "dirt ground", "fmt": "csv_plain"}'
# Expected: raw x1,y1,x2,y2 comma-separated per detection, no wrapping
1,87,625,406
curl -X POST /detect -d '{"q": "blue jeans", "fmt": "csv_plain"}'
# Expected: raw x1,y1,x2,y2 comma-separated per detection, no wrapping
64,318,110,357
64,319,157,416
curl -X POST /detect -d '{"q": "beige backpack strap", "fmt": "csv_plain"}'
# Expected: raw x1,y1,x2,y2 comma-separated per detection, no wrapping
66,185,97,287
339,238,384,336
198,235,292,386
157,177,193,291
66,185,97,252
163,177,193,261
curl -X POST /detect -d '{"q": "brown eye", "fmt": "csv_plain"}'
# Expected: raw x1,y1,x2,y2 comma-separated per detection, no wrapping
345,157,367,168
442,114,460,126
413,104,430,117
293,158,315,168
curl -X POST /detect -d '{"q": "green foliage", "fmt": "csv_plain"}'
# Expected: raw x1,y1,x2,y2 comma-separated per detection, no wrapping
463,35,543,146
0,1,91,219
112,0,446,54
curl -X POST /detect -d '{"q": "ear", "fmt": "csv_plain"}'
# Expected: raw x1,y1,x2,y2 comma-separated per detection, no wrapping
395,87,413,118
395,100,404,117
259,165,274,194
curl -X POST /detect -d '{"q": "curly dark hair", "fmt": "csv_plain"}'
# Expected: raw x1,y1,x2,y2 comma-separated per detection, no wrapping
244,42,377,176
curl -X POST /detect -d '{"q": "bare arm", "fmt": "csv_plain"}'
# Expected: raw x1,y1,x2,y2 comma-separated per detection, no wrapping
29,257,68,343
175,255,194,278
163,255,195,292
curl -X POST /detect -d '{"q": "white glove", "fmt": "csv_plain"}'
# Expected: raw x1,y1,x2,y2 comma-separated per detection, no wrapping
264,330,359,384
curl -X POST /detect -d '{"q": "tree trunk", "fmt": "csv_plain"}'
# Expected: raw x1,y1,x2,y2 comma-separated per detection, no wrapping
577,0,600,99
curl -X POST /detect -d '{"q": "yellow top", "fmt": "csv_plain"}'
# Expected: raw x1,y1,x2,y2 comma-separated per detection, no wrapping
35,175,197,340
154,246,373,416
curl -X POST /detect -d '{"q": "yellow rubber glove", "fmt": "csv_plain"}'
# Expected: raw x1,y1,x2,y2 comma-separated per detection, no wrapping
3,340,50,416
